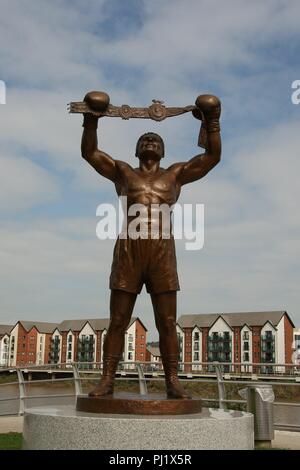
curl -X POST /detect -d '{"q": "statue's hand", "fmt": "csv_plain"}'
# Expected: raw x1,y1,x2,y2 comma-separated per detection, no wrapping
195,94,221,121
83,91,110,113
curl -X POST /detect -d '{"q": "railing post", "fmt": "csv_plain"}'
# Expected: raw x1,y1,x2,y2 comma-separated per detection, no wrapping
215,363,227,410
16,368,26,416
72,363,83,396
136,362,147,396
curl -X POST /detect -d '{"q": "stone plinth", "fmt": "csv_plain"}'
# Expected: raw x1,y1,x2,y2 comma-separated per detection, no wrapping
23,405,254,450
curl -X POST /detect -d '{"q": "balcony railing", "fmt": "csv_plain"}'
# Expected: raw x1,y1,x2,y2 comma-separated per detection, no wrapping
261,334,275,341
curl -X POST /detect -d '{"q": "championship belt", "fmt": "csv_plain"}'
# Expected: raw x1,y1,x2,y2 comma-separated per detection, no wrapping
68,99,207,149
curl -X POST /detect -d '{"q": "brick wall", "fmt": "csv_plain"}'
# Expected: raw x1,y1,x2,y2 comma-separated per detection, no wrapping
183,327,193,372
284,314,294,363
16,324,38,366
44,333,52,364
134,320,147,362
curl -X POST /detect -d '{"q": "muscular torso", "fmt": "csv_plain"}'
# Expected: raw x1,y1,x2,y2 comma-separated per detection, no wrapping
115,162,181,204
115,162,182,233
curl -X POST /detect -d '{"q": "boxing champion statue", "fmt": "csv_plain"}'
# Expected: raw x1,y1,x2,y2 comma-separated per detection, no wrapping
80,91,221,399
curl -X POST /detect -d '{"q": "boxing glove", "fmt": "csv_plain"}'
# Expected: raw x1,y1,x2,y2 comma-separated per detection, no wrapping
195,94,221,133
84,91,110,112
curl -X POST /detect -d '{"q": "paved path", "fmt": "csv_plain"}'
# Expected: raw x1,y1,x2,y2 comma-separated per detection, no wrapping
272,430,300,450
0,417,299,449
0,416,23,433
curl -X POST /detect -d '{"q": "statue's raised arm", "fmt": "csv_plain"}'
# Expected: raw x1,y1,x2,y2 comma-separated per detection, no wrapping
81,92,119,183
169,94,221,185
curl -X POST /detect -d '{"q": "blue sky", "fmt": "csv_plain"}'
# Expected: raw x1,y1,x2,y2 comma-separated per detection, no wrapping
0,0,299,339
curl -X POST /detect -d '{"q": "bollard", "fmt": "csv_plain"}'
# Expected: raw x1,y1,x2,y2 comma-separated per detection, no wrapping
240,384,274,448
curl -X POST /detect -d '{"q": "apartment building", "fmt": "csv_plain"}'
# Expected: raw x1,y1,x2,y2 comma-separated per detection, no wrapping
49,317,147,366
0,325,12,366
0,316,147,367
146,343,162,370
8,321,58,366
292,328,300,365
177,311,295,372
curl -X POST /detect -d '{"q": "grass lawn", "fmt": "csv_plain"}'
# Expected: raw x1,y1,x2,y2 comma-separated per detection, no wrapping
0,433,22,450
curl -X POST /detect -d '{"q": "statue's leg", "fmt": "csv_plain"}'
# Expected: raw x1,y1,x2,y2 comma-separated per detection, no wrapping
89,289,137,397
150,292,191,399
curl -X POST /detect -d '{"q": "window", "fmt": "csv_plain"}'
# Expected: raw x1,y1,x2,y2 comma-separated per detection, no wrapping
194,352,199,361
244,352,249,362
141,335,144,339
243,331,249,340
129,334,133,342
128,352,133,360
68,335,72,343
194,332,199,341
68,352,72,360
243,342,249,351
68,344,72,351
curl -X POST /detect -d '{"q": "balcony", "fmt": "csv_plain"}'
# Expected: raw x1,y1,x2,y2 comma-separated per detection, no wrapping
261,346,275,354
77,353,94,362
261,352,275,363
51,338,60,346
261,333,275,341
78,337,95,345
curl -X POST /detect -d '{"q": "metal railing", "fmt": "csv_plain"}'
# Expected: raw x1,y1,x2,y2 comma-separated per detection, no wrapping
0,361,299,431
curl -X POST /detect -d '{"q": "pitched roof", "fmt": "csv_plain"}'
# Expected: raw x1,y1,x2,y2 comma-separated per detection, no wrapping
57,316,146,333
147,345,161,357
18,321,58,334
57,319,109,332
0,325,13,336
178,311,294,329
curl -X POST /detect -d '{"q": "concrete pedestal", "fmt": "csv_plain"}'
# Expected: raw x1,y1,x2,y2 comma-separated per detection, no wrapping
23,405,254,450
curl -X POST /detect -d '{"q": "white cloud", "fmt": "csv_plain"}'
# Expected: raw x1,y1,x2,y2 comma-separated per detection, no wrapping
0,152,60,211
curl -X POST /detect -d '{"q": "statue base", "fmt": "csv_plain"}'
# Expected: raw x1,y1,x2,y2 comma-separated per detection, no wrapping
22,404,254,449
76,392,202,415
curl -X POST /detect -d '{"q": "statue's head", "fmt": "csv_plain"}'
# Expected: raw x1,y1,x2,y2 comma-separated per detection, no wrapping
135,132,165,160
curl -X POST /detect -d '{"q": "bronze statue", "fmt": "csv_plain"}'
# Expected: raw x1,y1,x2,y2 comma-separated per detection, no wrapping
78,91,221,399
